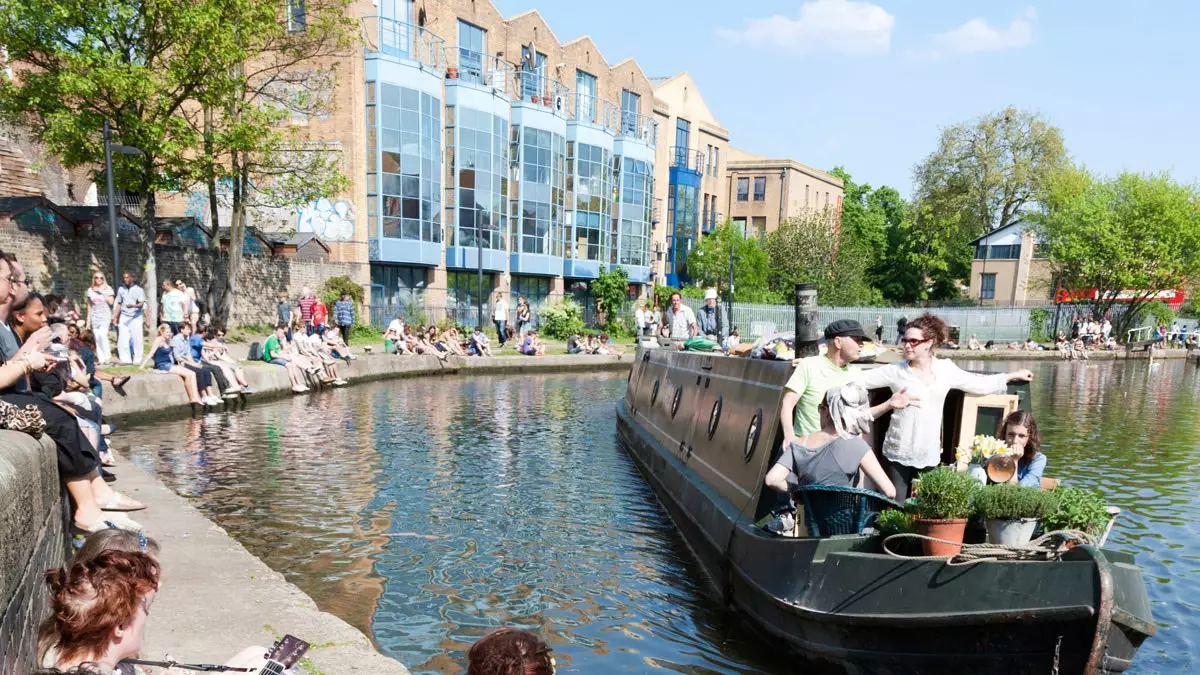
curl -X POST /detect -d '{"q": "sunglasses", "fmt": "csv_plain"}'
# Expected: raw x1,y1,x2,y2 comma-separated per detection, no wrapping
900,337,932,347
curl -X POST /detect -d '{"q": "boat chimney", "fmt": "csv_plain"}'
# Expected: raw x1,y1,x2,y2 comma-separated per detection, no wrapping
794,283,819,357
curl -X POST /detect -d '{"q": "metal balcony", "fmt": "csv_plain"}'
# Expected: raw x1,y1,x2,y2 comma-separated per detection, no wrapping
670,146,705,174
514,72,571,115
619,111,657,146
446,48,514,95
572,93,619,132
362,16,446,72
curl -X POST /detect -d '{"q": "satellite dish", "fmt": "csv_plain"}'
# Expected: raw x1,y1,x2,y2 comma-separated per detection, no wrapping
522,41,537,69
554,95,565,112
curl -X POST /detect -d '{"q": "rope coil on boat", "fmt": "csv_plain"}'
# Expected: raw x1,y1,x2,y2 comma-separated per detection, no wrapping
882,530,1099,566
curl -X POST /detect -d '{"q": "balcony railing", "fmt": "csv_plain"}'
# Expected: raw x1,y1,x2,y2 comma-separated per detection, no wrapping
670,146,706,174
619,111,657,146
362,16,446,72
515,71,571,116
572,92,619,132
446,48,514,95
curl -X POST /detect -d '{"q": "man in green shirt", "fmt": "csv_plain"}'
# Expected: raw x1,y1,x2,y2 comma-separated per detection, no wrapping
263,324,308,393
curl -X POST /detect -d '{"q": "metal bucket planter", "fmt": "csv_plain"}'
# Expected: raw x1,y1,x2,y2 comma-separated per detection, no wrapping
986,518,1040,546
915,518,968,556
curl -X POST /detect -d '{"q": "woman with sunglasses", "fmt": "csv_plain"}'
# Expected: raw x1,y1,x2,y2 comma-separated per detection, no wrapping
85,273,115,364
859,313,1032,499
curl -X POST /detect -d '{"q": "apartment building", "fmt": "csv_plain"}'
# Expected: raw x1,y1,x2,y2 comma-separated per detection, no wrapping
724,147,844,240
967,221,1053,306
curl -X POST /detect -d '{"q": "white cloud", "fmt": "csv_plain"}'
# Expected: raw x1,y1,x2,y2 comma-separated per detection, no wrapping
923,7,1036,59
716,0,896,56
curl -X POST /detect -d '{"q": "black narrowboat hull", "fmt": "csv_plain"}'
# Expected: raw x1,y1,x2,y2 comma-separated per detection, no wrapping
616,348,1156,674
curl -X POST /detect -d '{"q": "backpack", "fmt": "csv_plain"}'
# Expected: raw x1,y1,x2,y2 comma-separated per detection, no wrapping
248,341,263,362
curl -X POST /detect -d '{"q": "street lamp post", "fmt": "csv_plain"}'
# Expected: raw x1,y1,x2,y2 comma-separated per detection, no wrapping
726,250,739,337
102,120,144,281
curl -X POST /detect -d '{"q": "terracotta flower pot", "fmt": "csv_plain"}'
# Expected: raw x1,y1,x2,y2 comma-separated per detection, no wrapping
916,518,968,556
447,67,459,79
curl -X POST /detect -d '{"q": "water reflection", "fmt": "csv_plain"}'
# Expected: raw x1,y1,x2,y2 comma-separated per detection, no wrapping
123,363,1198,674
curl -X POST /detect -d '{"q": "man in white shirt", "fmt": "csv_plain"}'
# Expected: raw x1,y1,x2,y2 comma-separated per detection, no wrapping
635,301,649,336
664,292,697,340
492,291,508,347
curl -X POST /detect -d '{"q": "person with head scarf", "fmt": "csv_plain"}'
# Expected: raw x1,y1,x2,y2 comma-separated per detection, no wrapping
765,384,896,500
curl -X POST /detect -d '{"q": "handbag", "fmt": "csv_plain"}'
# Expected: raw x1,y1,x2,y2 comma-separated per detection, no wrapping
0,399,47,438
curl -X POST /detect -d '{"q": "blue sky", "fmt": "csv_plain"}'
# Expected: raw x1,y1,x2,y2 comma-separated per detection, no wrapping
491,0,1200,197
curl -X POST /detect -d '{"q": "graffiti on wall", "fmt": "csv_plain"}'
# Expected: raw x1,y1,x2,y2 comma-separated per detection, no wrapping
296,197,354,241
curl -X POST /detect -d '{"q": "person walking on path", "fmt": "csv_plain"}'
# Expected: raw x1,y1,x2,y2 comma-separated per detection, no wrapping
113,272,146,365
874,315,883,343
515,295,532,337
859,313,1033,499
333,291,355,348
159,281,188,335
895,315,907,345
492,291,509,347
86,272,115,364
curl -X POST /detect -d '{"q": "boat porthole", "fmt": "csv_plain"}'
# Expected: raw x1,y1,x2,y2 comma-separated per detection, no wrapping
696,374,702,386
708,396,723,440
671,387,683,419
651,379,660,405
744,409,762,462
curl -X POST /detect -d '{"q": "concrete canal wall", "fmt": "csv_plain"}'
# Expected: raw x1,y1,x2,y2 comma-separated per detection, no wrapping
2,354,628,674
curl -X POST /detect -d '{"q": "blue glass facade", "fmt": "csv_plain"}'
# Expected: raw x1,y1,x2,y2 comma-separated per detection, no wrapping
616,157,652,270
446,106,508,251
511,125,566,257
569,142,612,264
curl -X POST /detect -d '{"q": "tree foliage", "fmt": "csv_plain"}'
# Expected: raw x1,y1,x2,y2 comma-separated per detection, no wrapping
831,167,918,303
1033,167,1200,334
590,266,629,324
683,221,773,302
764,211,883,307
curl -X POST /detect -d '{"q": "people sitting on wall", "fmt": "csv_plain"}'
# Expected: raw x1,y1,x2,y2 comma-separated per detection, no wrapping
1056,334,1069,359
262,324,309,393
1072,337,1089,360
1024,338,1041,351
967,334,982,350
384,316,405,354
566,333,583,355
298,333,348,386
470,326,493,357
0,260,143,533
67,324,130,395
764,385,897,500
517,330,545,356
596,333,624,357
141,324,214,405
466,628,556,675
170,324,225,402
442,327,468,357
321,325,356,361
999,410,1047,488
202,327,252,394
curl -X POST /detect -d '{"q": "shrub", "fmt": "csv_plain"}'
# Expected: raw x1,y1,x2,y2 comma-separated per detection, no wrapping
1041,487,1111,535
591,267,629,325
875,509,917,536
1029,308,1051,342
320,275,364,309
974,484,1059,521
539,300,584,340
913,467,979,520
653,285,680,310
1138,300,1174,328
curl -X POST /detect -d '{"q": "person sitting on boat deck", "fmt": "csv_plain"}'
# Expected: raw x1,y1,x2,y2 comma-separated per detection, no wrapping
697,288,726,341
766,385,897,500
858,313,1033,500
999,410,1046,488
664,292,697,339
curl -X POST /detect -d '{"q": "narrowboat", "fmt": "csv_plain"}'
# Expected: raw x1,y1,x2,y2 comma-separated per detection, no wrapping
615,347,1156,674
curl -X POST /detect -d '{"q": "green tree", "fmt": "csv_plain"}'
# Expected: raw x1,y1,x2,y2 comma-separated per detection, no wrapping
182,0,355,326
911,107,1067,299
1033,167,1200,335
683,221,772,302
830,167,915,302
590,266,629,326
0,0,254,327
765,211,882,306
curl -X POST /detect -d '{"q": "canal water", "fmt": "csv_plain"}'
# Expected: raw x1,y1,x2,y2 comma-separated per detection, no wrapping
121,360,1200,673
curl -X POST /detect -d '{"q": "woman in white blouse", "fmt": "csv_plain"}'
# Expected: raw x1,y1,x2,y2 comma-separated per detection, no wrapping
858,314,1032,499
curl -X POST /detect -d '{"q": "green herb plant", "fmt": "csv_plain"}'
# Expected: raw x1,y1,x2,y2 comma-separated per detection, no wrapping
974,484,1059,521
913,467,980,520
874,509,917,536
1041,487,1111,535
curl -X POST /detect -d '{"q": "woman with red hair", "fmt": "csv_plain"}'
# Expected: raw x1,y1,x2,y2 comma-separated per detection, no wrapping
467,628,556,675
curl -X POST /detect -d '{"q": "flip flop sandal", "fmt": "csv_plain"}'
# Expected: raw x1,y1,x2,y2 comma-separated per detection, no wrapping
112,375,131,389
99,492,146,512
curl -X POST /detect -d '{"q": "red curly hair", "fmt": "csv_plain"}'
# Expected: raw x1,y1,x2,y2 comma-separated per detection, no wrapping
38,550,160,666
467,628,555,675
905,313,951,348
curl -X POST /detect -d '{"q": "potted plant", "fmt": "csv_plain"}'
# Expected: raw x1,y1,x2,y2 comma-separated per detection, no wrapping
1042,487,1112,538
975,484,1059,545
955,434,1014,484
530,95,540,105
913,467,980,556
875,509,921,556
447,67,459,79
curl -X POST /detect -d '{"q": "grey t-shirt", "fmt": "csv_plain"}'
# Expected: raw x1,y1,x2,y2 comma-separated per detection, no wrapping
115,284,146,319
777,436,870,489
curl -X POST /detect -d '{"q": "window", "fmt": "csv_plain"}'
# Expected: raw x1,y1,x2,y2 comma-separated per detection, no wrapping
621,90,641,134
370,265,427,311
751,216,767,240
510,276,552,312
287,0,306,32
372,83,441,244
520,50,546,100
825,192,829,208
805,184,809,206
980,273,997,300
975,244,1021,260
447,271,495,315
732,217,747,237
575,70,596,121
736,177,749,202
710,196,718,229
448,105,508,250
702,194,711,233
667,182,698,277
706,145,713,173
753,176,766,201
458,21,486,84
571,142,612,261
713,147,719,173
617,156,653,267
675,118,690,154
514,125,566,256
